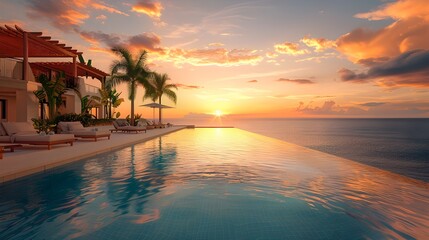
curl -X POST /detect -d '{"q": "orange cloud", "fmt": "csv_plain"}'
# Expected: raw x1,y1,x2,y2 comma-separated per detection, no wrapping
162,48,263,67
301,36,336,52
354,0,429,21
274,42,309,55
337,0,429,62
91,2,129,16
27,0,128,31
208,42,225,47
88,46,113,55
79,30,164,54
132,1,163,19
266,52,278,58
176,84,203,89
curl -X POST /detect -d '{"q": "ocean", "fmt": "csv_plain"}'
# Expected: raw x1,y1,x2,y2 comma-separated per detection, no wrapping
168,118,429,182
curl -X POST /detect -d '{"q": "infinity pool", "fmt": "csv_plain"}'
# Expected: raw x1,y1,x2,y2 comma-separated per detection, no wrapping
0,128,428,239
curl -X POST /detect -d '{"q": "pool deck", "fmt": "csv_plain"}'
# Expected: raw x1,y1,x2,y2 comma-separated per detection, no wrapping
0,125,187,183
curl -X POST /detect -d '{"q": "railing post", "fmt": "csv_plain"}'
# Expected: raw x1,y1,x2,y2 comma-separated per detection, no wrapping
23,32,28,81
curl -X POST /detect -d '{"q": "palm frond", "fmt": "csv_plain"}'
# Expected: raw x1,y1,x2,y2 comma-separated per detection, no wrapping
163,89,177,103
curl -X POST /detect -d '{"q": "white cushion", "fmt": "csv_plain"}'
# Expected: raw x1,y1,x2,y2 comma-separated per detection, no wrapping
57,121,73,133
68,122,85,131
2,122,37,136
0,135,11,142
13,134,74,143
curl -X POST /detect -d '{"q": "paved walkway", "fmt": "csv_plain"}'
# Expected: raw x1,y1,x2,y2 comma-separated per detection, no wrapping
0,126,187,183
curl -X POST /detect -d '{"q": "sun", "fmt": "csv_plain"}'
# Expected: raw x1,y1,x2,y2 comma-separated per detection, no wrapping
214,110,223,117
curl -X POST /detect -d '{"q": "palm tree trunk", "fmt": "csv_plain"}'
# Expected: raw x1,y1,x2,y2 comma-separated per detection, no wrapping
131,98,135,125
158,96,162,123
48,99,56,120
130,81,135,125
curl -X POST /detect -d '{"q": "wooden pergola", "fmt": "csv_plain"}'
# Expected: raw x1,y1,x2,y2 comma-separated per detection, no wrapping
30,62,109,81
0,25,108,82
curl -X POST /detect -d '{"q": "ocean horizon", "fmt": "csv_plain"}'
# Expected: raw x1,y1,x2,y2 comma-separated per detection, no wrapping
166,117,429,182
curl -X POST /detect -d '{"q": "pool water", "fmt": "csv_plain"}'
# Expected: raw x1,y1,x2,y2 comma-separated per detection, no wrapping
0,128,428,239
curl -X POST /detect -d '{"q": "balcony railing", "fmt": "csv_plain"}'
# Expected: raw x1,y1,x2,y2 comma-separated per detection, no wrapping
0,58,23,80
84,84,100,96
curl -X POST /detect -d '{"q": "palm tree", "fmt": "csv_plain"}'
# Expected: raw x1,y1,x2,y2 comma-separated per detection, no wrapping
110,47,151,125
33,74,66,120
144,72,178,123
96,79,124,118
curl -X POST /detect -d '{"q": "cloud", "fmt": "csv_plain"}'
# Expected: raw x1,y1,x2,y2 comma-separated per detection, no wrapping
208,42,225,47
79,30,164,54
301,36,336,52
79,30,122,46
26,0,128,31
266,52,279,58
339,49,429,87
163,48,263,67
79,29,263,67
354,0,429,21
295,54,335,63
132,0,163,19
337,0,429,62
267,94,289,99
96,14,107,21
128,33,164,53
359,102,386,107
314,95,335,99
176,84,202,89
91,2,129,16
297,101,366,115
27,0,89,30
277,78,315,84
357,57,390,67
296,100,429,117
337,68,370,83
248,80,258,83
274,42,309,55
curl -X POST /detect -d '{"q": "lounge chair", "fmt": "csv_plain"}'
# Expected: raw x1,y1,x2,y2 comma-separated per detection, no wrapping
0,143,22,159
111,119,147,133
1,122,74,150
144,120,165,129
0,120,11,143
137,120,156,130
57,121,111,141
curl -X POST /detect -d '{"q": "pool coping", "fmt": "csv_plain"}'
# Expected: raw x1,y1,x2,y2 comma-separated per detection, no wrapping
0,126,187,184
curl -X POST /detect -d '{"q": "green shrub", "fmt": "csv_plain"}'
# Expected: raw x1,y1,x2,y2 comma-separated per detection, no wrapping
31,118,56,133
54,113,95,127
91,118,114,126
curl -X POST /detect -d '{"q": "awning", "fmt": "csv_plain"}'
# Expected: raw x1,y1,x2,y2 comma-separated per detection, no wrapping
0,25,82,58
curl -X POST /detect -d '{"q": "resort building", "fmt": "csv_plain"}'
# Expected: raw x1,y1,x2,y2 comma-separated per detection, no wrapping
0,25,109,122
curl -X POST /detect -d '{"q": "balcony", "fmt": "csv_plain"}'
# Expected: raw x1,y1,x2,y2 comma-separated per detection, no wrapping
84,84,100,97
0,58,23,80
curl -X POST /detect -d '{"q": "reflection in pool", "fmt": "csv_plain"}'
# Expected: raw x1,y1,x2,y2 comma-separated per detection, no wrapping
0,128,428,239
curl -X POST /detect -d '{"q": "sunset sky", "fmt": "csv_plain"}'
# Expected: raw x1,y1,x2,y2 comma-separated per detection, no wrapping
1,0,429,119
